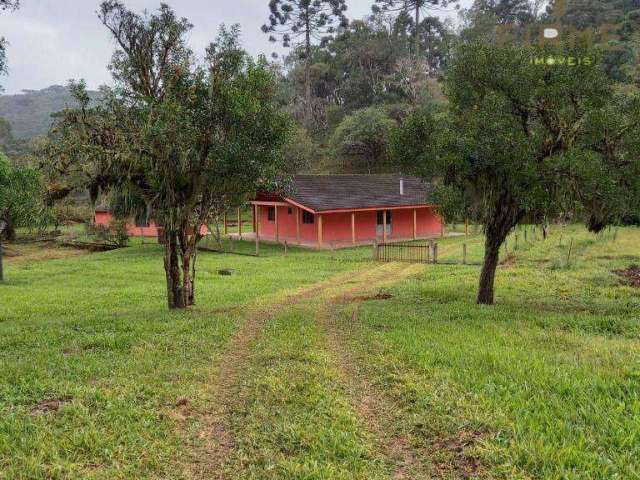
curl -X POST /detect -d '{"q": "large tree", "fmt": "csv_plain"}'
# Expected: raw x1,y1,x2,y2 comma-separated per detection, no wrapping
372,0,459,62
323,18,405,109
391,41,640,304
469,0,539,25
262,0,348,124
0,153,43,281
49,3,290,309
276,12,450,137
330,106,397,173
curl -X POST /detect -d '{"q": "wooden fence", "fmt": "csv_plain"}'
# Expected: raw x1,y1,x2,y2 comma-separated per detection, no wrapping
374,242,437,263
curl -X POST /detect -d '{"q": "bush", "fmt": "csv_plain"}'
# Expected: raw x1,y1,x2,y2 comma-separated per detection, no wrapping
52,198,94,225
109,219,130,247
85,219,129,247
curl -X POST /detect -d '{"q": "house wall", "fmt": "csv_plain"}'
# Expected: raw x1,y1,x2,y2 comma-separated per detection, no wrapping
354,211,378,241
256,204,442,246
126,221,161,237
94,210,209,238
321,211,352,243
416,207,443,237
257,205,317,243
391,209,413,238
95,211,112,227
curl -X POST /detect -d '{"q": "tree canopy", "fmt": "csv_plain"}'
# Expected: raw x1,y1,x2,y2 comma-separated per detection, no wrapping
0,151,43,280
372,0,459,60
0,152,42,240
263,0,348,125
391,40,640,304
330,106,397,173
48,3,291,309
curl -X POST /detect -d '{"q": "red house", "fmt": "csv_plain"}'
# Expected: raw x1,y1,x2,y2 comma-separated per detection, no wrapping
94,206,208,238
94,206,157,237
250,175,443,248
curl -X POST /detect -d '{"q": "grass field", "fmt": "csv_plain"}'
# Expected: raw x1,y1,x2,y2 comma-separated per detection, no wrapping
1,225,639,479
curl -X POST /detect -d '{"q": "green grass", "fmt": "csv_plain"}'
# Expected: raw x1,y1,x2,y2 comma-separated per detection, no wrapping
0,242,365,479
333,226,640,479
225,306,383,480
1,225,639,478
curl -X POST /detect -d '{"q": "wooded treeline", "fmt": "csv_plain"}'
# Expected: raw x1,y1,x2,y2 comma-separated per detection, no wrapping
2,0,638,174
271,0,639,174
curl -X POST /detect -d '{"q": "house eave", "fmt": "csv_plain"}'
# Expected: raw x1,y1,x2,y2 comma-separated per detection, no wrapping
314,204,437,215
250,198,438,216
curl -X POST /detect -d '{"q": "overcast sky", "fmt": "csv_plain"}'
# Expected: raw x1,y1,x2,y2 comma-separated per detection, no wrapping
0,0,470,95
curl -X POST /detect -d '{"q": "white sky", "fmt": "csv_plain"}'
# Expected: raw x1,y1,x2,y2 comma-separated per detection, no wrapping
0,0,472,94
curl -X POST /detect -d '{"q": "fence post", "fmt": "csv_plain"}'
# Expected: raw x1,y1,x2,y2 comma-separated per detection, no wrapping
515,234,519,250
373,240,378,261
524,227,528,243
433,242,438,264
463,243,467,265
284,240,288,256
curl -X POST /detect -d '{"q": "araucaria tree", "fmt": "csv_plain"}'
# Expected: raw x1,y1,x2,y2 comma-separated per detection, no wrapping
391,41,640,305
262,0,348,123
49,2,290,309
372,0,459,59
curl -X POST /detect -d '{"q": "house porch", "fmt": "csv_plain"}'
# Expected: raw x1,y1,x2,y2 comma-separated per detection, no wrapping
248,202,444,249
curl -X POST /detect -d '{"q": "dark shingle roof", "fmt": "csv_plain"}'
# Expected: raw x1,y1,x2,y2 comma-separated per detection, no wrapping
95,204,111,213
286,175,434,212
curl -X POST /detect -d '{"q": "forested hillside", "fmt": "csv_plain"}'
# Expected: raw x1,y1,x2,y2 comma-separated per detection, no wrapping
271,0,639,174
0,85,100,139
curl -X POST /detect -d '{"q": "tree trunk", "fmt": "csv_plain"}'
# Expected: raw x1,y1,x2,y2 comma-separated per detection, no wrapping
304,21,312,126
0,220,5,282
188,248,197,306
414,1,420,58
0,237,4,282
476,200,523,305
163,226,201,309
1,220,16,241
164,230,185,309
476,236,501,305
182,249,193,307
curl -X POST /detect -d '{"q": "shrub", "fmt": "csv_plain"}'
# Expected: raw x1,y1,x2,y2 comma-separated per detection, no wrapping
85,219,129,247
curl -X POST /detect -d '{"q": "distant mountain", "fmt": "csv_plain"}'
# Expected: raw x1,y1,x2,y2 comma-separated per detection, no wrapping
0,85,101,139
